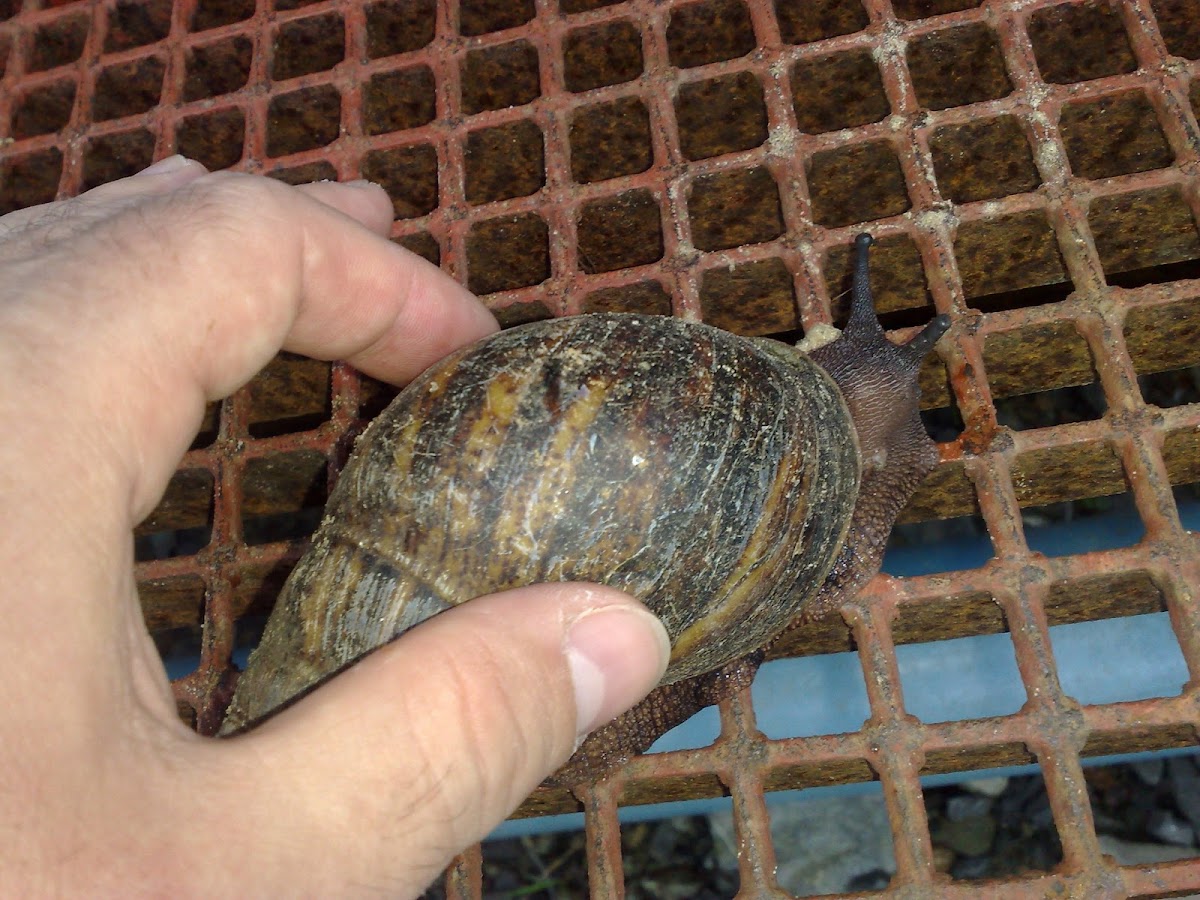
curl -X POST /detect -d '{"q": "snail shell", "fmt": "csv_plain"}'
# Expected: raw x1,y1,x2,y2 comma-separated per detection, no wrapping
220,313,860,733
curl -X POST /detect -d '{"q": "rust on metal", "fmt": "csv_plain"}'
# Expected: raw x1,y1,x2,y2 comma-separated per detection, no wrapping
4,0,1200,895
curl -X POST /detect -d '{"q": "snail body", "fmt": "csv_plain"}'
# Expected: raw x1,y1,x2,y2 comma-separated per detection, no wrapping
220,235,950,782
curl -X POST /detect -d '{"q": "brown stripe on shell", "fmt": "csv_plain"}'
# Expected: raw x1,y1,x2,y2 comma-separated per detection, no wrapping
221,314,860,733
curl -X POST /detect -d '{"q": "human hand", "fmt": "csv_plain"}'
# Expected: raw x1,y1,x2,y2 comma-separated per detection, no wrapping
0,157,670,896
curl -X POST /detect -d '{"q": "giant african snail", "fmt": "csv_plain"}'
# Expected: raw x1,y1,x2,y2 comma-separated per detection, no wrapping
219,233,951,785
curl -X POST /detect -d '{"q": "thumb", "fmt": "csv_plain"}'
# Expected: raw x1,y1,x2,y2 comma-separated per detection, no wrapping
217,583,669,895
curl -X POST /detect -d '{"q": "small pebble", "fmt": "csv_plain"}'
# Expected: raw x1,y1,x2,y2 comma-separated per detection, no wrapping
1169,757,1200,834
950,853,992,880
938,815,997,858
1147,808,1197,848
1099,834,1200,866
946,793,994,823
932,845,955,874
1131,758,1165,786
962,776,1009,798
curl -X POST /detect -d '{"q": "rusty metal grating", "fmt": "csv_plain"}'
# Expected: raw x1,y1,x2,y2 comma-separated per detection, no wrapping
4,0,1200,894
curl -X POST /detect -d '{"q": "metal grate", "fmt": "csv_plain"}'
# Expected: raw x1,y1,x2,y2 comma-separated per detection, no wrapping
4,0,1200,894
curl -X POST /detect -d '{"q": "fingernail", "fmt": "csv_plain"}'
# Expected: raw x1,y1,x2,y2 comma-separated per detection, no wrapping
566,606,670,740
343,178,384,191
137,155,195,176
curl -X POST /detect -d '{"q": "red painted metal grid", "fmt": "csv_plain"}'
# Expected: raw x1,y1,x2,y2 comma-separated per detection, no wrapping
4,0,1200,896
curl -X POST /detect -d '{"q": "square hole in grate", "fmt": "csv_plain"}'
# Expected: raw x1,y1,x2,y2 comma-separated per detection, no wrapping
676,71,767,160
666,0,757,69
689,167,784,252
1152,0,1200,59
241,450,329,546
1012,439,1123,509
176,107,245,170
623,816,739,895
776,0,868,44
929,116,1041,204
365,0,436,57
30,12,89,72
1026,492,1146,558
1141,367,1200,409
184,36,253,102
893,593,1005,651
105,0,172,52
12,78,77,139
93,55,166,122
362,144,439,219
1028,1,1137,84
1047,571,1167,628
581,280,673,315
985,320,1106,427
899,629,1026,723
82,128,155,190
135,468,214,562
1061,90,1173,180
569,96,653,183
907,23,1012,111
893,0,981,17
1128,300,1200,404
753,651,870,740
191,402,220,450
266,84,342,156
461,40,540,114
397,231,440,266
807,141,910,228
791,49,888,133
1084,757,1200,865
564,19,643,92
756,785,894,895
268,160,338,184
955,212,1069,309
358,373,403,422
247,354,330,438
922,768,1063,882
886,503,992,576
699,257,796,335
995,382,1107,432
465,119,545,205
824,235,936,328
272,13,345,80
480,829,587,896
363,66,436,136
1091,186,1200,288
467,213,550,294
142,580,205,654
491,298,555,327
460,0,535,37
1053,610,1188,704
577,189,663,273
191,0,254,31
1166,426,1200,522
150,618,204,670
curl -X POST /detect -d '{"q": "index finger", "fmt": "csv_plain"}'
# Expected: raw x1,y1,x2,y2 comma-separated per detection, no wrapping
0,170,497,525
